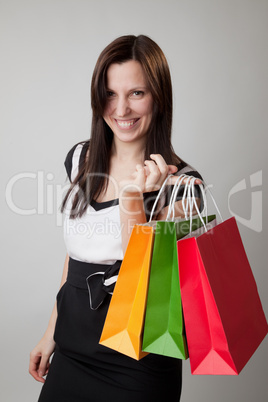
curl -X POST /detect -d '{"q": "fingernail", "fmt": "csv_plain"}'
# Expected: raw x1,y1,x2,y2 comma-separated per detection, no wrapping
39,371,43,377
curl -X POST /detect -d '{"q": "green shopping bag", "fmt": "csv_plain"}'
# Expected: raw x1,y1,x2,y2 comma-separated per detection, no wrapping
142,220,188,359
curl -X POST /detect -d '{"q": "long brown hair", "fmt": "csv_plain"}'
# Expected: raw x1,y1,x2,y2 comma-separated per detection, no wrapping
62,34,181,218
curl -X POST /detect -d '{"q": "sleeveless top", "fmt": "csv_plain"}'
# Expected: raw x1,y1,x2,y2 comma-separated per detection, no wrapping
63,141,202,265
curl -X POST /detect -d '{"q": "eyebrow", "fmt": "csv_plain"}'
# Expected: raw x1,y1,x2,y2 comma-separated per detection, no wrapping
106,86,148,92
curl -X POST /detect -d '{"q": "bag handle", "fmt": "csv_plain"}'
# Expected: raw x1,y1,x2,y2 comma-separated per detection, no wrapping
149,174,173,222
202,182,223,222
168,175,223,232
149,174,224,229
188,178,208,232
150,173,189,222
166,174,191,221
166,175,207,231
149,173,208,224
189,178,223,232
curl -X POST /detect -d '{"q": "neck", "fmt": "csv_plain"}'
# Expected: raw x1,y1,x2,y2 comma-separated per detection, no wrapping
111,138,146,163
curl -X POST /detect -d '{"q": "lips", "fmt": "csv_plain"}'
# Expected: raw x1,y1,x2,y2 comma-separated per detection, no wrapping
115,118,140,129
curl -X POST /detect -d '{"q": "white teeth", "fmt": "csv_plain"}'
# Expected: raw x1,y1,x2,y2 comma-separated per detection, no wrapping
117,120,136,128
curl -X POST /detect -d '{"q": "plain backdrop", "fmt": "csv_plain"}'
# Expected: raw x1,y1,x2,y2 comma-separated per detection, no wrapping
1,0,267,401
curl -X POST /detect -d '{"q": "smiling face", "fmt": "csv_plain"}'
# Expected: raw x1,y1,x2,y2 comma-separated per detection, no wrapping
103,60,154,147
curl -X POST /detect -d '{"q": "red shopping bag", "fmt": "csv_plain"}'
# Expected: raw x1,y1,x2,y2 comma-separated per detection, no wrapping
177,217,268,375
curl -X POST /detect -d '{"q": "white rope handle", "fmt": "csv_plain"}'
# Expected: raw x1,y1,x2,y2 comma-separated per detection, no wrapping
189,177,224,232
187,178,195,232
166,174,188,221
190,177,208,232
149,174,173,222
167,174,203,223
203,183,223,222
181,175,195,221
168,176,209,232
191,179,208,220
149,173,223,228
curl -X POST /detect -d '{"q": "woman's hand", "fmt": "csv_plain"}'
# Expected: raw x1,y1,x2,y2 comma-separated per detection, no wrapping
118,154,202,251
119,154,202,195
29,334,56,383
119,154,176,195
143,154,178,192
29,257,68,383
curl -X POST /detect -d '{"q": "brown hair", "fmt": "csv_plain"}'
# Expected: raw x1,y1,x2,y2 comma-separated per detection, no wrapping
62,34,181,218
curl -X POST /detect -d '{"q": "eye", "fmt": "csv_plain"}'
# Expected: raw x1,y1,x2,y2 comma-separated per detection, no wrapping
132,90,144,96
106,91,115,98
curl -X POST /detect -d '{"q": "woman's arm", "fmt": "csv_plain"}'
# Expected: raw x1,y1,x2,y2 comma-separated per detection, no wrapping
119,190,147,254
29,254,69,383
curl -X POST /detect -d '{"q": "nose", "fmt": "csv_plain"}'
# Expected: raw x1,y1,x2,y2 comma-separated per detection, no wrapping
116,96,130,117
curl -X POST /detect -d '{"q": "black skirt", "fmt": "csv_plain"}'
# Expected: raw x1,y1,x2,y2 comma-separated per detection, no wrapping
38,258,182,402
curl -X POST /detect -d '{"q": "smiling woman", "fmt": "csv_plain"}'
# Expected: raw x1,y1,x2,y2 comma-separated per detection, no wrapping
62,35,182,220
29,35,203,402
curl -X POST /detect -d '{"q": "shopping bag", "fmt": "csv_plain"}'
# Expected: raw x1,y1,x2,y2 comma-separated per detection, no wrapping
99,224,154,360
142,175,216,360
178,216,268,375
142,220,188,359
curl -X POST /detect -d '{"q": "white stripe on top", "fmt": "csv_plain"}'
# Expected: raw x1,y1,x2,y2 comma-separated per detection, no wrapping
70,143,84,182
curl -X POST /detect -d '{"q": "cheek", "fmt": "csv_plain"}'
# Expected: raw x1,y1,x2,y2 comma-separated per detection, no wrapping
102,107,112,127
144,102,154,123
103,101,114,117
137,99,154,117
144,96,154,116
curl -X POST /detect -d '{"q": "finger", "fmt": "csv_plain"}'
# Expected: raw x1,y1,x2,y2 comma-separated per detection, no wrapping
38,354,50,381
144,165,150,176
29,354,45,383
167,175,203,186
144,160,161,179
149,155,178,179
29,369,45,383
149,154,169,176
167,165,178,174
135,164,145,178
121,165,146,194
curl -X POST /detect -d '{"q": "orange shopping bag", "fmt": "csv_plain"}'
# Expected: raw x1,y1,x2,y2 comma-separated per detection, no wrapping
99,224,154,360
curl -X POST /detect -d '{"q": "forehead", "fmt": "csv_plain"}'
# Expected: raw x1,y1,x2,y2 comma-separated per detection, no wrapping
106,60,147,88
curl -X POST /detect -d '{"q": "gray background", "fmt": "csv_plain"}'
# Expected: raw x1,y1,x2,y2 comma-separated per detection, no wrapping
1,0,267,401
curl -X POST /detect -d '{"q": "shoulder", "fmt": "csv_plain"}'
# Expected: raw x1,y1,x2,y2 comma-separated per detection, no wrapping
64,140,89,182
176,161,203,181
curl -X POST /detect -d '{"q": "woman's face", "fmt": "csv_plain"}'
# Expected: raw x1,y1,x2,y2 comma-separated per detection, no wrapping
103,60,153,146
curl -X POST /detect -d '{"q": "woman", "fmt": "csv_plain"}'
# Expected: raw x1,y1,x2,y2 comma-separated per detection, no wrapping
29,35,202,401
